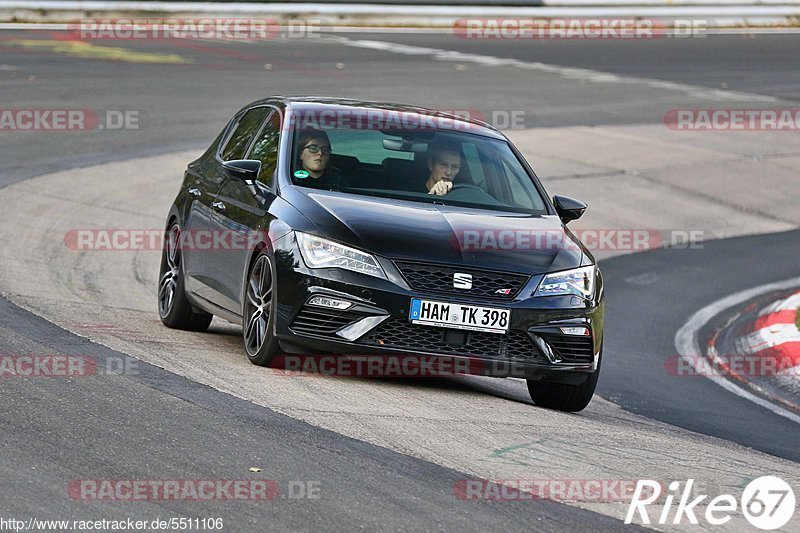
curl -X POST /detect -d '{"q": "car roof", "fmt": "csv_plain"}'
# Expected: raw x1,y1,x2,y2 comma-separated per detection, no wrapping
244,96,506,140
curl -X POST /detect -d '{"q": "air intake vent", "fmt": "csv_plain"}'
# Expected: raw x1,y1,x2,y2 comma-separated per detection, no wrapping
538,333,594,363
394,261,528,300
290,307,362,336
363,318,538,360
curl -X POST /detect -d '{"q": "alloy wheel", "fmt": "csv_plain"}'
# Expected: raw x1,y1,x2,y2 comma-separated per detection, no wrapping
158,225,181,318
244,255,273,356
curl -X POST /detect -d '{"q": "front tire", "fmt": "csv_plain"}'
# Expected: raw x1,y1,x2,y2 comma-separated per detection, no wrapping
158,222,213,332
243,252,281,366
527,355,601,412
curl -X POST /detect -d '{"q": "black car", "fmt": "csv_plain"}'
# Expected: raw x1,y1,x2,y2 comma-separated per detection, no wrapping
158,97,604,412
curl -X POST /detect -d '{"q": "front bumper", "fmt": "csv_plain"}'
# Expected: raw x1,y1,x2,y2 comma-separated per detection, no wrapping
271,233,604,382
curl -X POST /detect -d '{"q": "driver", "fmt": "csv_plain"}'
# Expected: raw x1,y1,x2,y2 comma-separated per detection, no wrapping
425,144,463,196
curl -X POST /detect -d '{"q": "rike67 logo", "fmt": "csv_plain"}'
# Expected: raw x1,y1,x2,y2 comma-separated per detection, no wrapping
625,477,796,530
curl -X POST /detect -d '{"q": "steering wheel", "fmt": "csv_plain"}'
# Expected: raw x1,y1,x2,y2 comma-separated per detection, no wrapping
449,183,485,193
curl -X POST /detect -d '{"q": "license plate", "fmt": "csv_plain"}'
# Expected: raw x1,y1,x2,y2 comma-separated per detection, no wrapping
409,298,510,334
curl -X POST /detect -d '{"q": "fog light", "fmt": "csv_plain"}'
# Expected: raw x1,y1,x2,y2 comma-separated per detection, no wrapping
308,296,353,310
560,326,590,336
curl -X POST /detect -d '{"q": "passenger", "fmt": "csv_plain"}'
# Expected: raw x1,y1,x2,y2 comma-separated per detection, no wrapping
424,144,463,196
295,129,346,190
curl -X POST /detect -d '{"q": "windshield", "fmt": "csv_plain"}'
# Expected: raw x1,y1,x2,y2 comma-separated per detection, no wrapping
288,124,548,215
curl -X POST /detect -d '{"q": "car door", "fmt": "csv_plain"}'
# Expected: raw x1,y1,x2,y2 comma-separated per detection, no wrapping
181,142,233,299
204,108,282,313
184,106,272,303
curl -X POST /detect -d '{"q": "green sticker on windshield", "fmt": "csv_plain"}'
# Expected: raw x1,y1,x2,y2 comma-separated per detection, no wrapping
294,170,310,179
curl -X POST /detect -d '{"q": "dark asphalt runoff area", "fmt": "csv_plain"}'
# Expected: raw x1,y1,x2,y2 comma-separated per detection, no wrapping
0,27,797,527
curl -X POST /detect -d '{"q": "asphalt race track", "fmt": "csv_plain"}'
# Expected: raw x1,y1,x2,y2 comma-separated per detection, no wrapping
0,27,798,531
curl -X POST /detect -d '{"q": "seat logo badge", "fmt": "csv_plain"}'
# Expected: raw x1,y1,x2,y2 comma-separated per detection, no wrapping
453,273,472,290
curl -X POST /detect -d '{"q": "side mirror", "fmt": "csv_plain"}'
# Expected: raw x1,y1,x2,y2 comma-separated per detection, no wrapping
553,195,587,224
222,159,261,182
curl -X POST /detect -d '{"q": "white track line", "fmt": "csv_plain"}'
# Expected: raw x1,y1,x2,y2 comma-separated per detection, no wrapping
330,36,778,103
675,276,800,424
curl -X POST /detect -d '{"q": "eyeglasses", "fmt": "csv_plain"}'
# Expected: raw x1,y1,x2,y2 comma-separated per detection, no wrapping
435,160,460,172
304,144,332,155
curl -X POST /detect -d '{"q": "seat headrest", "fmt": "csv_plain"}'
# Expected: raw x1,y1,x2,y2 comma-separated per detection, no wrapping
329,154,359,173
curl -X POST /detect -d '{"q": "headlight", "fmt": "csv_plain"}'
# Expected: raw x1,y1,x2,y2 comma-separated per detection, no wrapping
296,232,387,280
533,265,595,299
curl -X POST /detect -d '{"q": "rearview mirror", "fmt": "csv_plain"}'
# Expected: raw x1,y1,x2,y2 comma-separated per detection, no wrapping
382,138,429,153
222,159,261,182
553,195,587,224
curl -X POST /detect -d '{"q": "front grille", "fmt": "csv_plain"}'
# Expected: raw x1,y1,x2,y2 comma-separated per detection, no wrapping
289,306,363,336
539,333,595,363
394,261,528,300
363,318,538,360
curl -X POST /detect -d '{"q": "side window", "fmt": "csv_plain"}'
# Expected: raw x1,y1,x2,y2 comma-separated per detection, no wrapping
248,111,281,185
219,107,269,161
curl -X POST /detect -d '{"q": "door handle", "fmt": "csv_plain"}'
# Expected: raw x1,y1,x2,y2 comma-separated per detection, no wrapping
211,201,226,211
188,187,201,197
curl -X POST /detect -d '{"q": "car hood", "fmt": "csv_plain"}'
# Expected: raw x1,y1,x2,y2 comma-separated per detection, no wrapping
288,189,586,275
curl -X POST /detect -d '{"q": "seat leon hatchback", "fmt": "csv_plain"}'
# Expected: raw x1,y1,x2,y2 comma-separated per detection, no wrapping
158,97,604,412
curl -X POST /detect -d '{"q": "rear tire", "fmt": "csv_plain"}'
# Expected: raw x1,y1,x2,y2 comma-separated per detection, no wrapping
527,354,601,412
243,251,281,367
158,222,213,332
